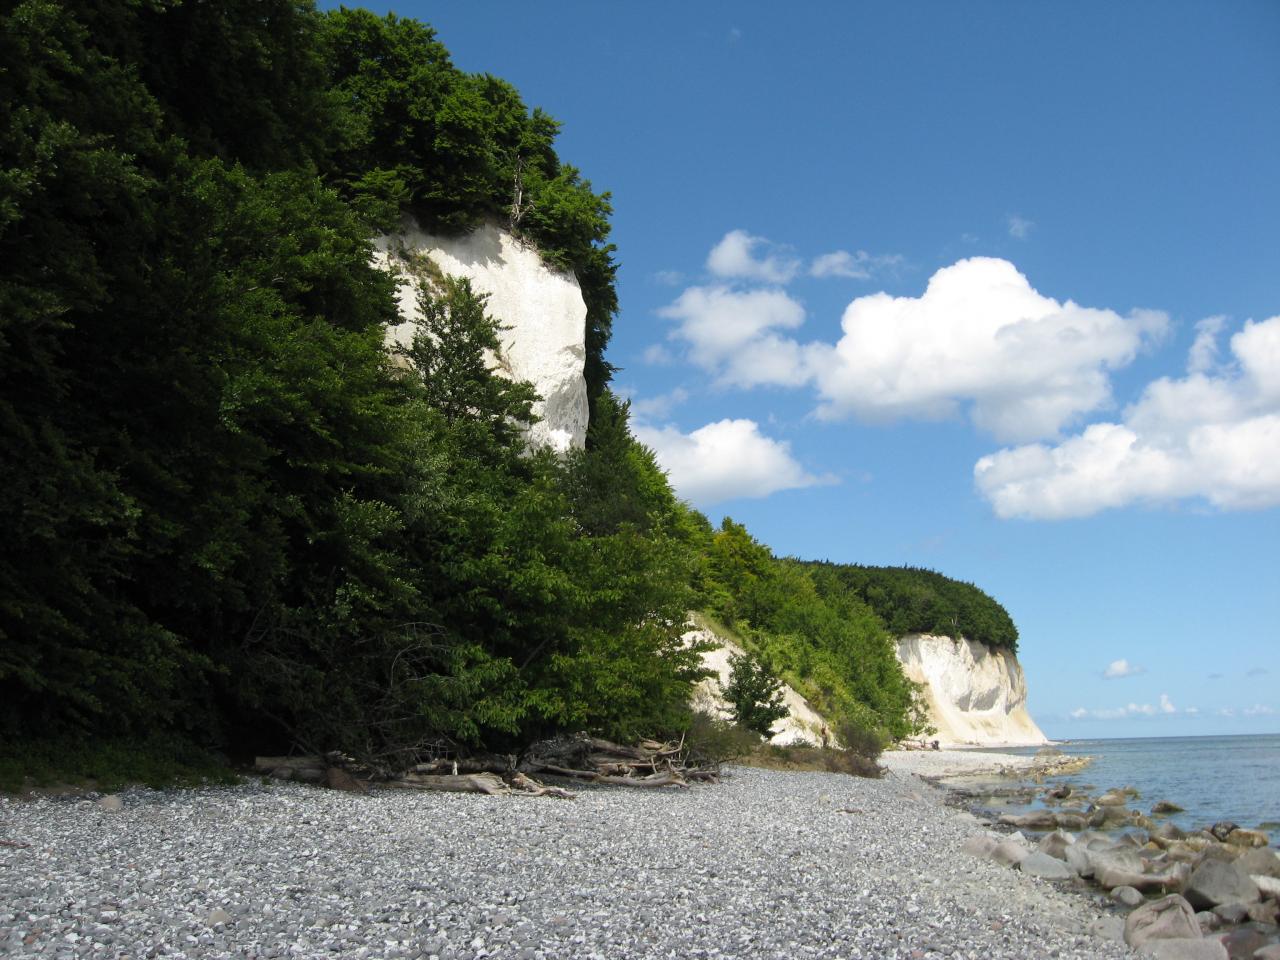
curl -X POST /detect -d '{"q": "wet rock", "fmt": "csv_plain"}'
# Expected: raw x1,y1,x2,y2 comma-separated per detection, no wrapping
1213,823,1242,842
1153,802,1187,815
1187,861,1261,911
1124,894,1202,949
998,810,1058,831
1099,790,1129,807
1055,812,1089,831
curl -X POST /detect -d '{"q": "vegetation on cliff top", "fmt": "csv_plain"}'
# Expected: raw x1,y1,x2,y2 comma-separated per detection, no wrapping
1,1,1012,774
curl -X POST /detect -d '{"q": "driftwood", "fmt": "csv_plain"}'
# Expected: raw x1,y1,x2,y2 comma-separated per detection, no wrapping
253,732,715,797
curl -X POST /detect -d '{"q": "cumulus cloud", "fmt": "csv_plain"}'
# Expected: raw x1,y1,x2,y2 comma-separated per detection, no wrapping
706,229,799,284
807,258,1166,440
660,253,1164,442
633,418,831,506
1103,658,1145,678
976,315,1280,518
810,249,904,281
1007,214,1034,239
657,285,811,388
642,343,675,365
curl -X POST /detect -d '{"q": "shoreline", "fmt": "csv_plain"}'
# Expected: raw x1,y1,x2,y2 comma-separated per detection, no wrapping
881,747,1091,782
0,766,1130,958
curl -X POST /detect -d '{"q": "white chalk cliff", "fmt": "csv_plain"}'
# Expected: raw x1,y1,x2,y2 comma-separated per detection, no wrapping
687,626,835,747
373,219,589,452
895,634,1048,747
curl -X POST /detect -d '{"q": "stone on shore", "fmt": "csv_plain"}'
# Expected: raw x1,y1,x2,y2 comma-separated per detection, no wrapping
1254,875,1280,900
1212,902,1251,924
1124,894,1202,949
991,839,1032,868
1237,849,1280,880
1018,850,1076,880
1186,860,1261,911
97,794,123,812
1139,938,1228,960
960,835,999,859
1037,829,1075,861
1225,828,1270,849
1112,885,1146,907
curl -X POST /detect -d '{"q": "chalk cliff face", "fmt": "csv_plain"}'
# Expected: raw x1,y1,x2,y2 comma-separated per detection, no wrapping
687,627,834,747
895,634,1048,747
373,219,590,452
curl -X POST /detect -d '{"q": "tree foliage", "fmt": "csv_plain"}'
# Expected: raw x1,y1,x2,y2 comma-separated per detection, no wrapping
723,653,788,737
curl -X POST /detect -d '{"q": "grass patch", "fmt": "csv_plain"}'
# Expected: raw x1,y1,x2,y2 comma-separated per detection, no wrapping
0,734,238,795
739,742,883,779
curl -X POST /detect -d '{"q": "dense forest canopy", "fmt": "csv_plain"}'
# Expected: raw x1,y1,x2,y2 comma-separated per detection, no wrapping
1,0,1016,766
796,562,1019,652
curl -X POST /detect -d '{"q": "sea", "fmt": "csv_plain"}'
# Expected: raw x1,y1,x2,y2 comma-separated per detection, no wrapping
970,733,1280,845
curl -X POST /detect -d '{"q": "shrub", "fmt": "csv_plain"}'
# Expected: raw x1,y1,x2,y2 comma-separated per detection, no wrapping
723,652,788,737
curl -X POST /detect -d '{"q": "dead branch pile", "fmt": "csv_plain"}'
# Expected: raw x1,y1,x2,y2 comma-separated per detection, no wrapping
253,734,717,799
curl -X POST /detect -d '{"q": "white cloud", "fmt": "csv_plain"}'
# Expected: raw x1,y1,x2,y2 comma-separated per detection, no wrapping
1069,694,1178,720
808,258,1166,440
652,269,685,287
1244,704,1276,716
633,418,831,506
1185,706,1200,715
706,229,799,284
810,249,904,281
976,315,1280,518
642,343,675,365
1007,214,1034,240
1103,658,1145,678
657,285,811,388
628,387,689,421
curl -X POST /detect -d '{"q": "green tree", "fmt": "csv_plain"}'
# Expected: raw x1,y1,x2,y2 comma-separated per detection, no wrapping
723,652,788,737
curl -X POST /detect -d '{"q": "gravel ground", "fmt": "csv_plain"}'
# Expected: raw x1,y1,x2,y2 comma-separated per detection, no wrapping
0,766,1132,960
879,750,1046,780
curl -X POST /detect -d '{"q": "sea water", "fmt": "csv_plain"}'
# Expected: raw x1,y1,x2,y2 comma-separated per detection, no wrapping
976,733,1280,844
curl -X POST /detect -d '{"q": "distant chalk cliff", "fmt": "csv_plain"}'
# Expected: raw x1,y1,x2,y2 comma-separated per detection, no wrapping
895,634,1048,747
373,219,590,452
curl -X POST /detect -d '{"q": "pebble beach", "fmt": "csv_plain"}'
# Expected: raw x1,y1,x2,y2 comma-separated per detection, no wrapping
0,761,1130,960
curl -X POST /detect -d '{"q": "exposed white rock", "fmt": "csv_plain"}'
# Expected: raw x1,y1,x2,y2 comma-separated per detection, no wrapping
895,633,1048,748
686,626,834,747
373,218,589,452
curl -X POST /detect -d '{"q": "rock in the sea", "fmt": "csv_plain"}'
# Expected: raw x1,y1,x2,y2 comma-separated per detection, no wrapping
97,795,123,812
1055,812,1089,831
1211,822,1240,842
1099,789,1130,806
1140,939,1228,960
1186,860,1261,911
999,810,1058,831
1225,828,1270,849
1124,894,1202,949
1153,801,1186,815
1112,885,1146,908
1018,851,1076,880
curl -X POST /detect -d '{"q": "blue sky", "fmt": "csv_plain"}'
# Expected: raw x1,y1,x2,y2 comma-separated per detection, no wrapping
338,2,1279,739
